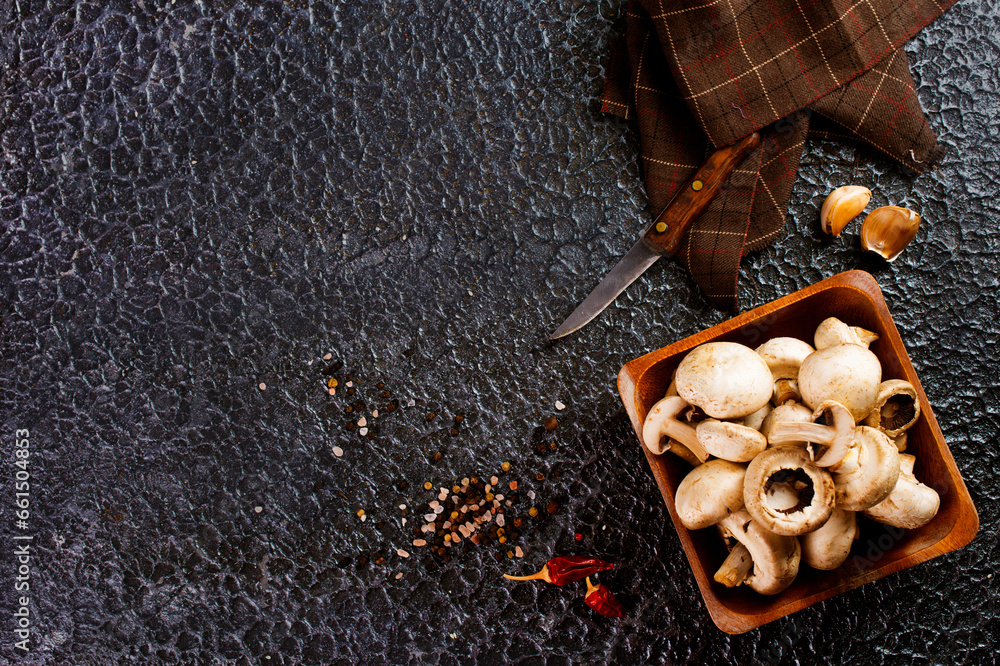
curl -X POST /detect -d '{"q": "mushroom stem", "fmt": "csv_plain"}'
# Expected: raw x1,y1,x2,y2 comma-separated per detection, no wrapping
769,421,835,445
714,543,753,588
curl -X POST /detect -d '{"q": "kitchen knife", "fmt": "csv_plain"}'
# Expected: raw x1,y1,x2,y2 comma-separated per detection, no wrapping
550,132,762,340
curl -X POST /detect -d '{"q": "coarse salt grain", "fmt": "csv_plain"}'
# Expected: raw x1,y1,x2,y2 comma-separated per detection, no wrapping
434,506,444,514
332,446,344,457
401,518,407,525
424,514,437,522
555,400,566,410
527,491,536,500
346,381,353,387
358,417,367,427
495,494,504,501
429,500,439,509
407,399,416,407
515,546,524,558
399,504,407,510
258,383,266,390
372,409,378,418
491,476,499,485
254,506,262,513
359,427,368,436
328,388,336,396
506,500,512,506
413,539,427,547
360,515,367,522
323,353,332,360
496,514,505,527
484,484,491,493
395,572,403,580
397,549,410,558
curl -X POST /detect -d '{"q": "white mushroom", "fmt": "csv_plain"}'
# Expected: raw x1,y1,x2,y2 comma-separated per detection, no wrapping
759,401,814,447
695,420,767,463
798,344,882,422
642,396,710,463
756,337,814,406
715,509,801,595
675,460,747,530
767,400,856,467
864,453,940,529
800,507,858,570
814,317,880,350
862,379,921,437
827,426,900,511
743,447,835,536
675,342,773,419
743,403,772,432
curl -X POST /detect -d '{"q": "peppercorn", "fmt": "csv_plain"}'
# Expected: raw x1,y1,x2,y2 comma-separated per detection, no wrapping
528,507,538,518
544,416,558,431
549,442,557,451
546,501,559,514
501,462,511,472
536,473,545,481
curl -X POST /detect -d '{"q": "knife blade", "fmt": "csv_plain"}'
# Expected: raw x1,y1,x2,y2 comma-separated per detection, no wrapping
550,132,762,340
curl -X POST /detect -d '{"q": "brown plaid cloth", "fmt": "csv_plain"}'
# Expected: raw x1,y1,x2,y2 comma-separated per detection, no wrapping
601,0,954,308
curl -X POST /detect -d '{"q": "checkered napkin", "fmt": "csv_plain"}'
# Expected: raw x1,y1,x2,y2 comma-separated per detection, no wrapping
601,0,954,308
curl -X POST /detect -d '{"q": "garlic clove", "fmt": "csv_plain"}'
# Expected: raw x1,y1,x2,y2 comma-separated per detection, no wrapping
860,206,921,261
820,186,872,236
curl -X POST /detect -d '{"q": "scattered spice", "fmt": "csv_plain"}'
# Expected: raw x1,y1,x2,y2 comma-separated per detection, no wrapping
427,412,436,421
395,572,403,580
584,577,624,618
503,556,614,585
544,416,558,431
528,507,538,518
357,509,365,518
359,427,369,436
575,532,583,541
254,506,263,514
555,400,566,411
535,473,545,481
328,378,338,388
397,549,410,558
546,501,559,514
424,482,433,490
258,382,266,390
323,353,332,360
501,462,511,472
332,446,344,457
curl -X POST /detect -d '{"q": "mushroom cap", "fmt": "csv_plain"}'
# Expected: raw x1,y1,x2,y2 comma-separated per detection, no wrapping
719,509,801,595
755,337,815,380
760,401,814,447
862,379,920,437
800,507,858,570
864,453,940,529
675,342,773,419
798,344,882,421
814,317,880,349
675,460,747,530
829,426,900,511
642,396,703,459
743,403,772,432
743,447,835,536
696,420,767,463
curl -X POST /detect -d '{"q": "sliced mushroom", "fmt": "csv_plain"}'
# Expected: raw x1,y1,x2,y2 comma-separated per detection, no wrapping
814,317,880,350
864,453,940,529
760,401,814,447
675,342,773,419
800,507,858,570
642,396,710,463
743,447,835,536
828,426,900,511
716,509,801,595
862,379,920,437
767,400,856,466
675,460,747,530
798,344,882,422
695,420,768,463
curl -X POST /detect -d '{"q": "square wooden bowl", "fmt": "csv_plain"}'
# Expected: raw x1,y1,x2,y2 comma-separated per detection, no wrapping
618,270,979,634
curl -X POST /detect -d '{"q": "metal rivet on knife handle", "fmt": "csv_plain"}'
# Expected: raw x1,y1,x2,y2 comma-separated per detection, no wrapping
692,180,704,191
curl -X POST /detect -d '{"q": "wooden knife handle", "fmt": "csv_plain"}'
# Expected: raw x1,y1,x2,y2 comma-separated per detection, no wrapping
642,132,762,257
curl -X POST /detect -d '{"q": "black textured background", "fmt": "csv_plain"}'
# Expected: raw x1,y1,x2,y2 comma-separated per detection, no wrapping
1,0,998,664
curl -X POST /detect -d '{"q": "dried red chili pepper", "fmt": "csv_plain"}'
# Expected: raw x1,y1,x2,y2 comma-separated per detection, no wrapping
584,577,624,618
503,555,613,585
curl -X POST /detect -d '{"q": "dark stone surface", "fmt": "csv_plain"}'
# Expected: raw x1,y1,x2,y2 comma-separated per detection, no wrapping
1,0,997,663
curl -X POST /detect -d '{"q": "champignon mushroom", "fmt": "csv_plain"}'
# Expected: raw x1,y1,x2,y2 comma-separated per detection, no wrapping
800,507,858,570
864,453,940,529
797,344,882,422
767,400,856,466
695,420,767,463
675,460,747,530
759,401,814,447
862,379,921,437
814,317,880,350
642,396,710,463
743,403,772,432
827,426,900,511
743,447,835,536
715,509,801,595
756,337,815,406
675,342,773,419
